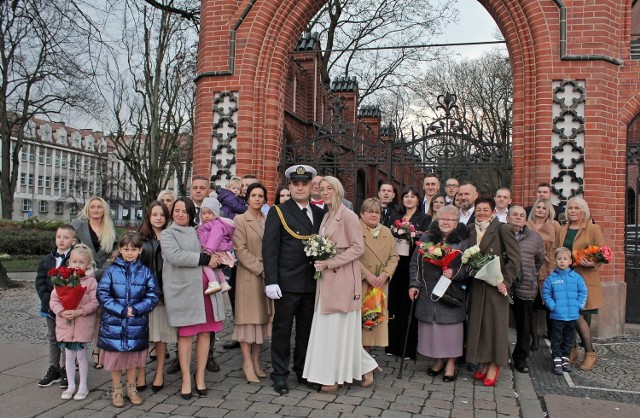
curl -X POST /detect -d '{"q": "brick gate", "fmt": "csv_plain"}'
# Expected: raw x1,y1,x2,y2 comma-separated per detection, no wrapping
193,0,640,337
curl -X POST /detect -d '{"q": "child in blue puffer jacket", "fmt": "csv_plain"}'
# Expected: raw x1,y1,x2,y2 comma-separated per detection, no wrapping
542,247,587,376
97,232,159,408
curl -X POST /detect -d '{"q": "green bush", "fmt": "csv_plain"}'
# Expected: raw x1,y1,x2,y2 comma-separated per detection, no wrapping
0,218,63,255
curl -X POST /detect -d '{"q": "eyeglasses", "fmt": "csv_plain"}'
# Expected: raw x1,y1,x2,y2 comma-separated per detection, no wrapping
439,218,458,223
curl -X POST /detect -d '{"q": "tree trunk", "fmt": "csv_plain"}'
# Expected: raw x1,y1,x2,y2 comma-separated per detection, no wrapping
0,261,22,290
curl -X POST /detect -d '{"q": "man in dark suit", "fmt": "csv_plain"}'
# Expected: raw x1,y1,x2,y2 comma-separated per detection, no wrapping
263,165,325,395
458,183,478,225
378,182,398,227
525,182,563,221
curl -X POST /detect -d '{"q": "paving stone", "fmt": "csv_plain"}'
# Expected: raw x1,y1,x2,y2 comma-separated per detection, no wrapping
324,402,356,413
394,394,426,406
194,407,229,417
333,394,363,405
448,408,475,418
389,401,422,414
149,403,179,414
308,409,340,418
277,405,312,416
168,405,202,416
474,390,495,400
246,392,277,403
380,410,413,418
271,394,300,406
424,399,452,409
192,397,225,407
218,399,252,411
361,398,391,409
297,398,328,409
473,408,498,418
225,391,251,400
418,406,451,417
246,401,281,414
224,411,257,418
352,405,383,416
64,411,118,418
112,408,147,418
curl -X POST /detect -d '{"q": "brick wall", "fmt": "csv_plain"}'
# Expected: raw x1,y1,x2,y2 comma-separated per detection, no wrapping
195,0,640,336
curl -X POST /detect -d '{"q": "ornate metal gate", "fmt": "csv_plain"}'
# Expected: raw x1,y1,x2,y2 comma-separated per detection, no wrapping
626,135,640,323
281,93,511,208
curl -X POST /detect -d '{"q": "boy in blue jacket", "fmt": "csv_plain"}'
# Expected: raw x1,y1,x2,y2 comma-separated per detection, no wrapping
542,247,588,375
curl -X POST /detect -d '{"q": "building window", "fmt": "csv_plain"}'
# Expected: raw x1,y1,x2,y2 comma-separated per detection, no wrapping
60,177,66,191
28,174,33,187
54,177,59,190
61,156,67,168
22,199,32,212
38,150,44,165
39,201,48,213
45,152,51,166
70,206,78,215
69,158,75,170
38,176,43,187
20,151,27,162
54,155,60,167
28,151,35,162
44,176,51,188
20,173,26,186
55,202,64,214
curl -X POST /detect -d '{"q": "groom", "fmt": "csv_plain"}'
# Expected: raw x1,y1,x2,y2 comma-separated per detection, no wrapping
263,165,325,394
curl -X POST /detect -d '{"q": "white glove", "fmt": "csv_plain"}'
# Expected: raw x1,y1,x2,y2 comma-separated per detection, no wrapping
265,284,282,300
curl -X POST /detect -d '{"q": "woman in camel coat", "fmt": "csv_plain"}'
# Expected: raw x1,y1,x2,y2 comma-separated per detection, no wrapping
358,198,399,349
232,183,273,383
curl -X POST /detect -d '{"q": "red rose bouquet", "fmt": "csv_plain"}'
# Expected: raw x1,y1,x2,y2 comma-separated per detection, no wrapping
49,267,87,324
415,241,461,270
390,218,417,243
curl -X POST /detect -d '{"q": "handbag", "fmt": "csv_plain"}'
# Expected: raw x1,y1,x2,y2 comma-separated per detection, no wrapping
429,275,467,307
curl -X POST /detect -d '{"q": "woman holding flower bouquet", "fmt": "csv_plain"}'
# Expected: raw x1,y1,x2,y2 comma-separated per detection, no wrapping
386,186,431,359
408,205,470,382
466,196,520,387
303,176,379,392
358,198,400,351
554,197,606,370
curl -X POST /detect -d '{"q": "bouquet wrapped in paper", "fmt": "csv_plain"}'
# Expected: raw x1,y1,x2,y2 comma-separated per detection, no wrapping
362,286,386,330
415,241,461,269
49,267,87,324
572,245,612,267
303,234,337,279
461,245,513,304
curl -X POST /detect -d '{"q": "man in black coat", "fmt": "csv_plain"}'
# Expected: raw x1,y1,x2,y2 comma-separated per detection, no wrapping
378,182,399,227
263,165,325,395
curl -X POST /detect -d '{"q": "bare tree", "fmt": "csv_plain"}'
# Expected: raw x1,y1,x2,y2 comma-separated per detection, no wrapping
307,0,457,103
413,49,513,189
99,2,196,211
0,0,101,220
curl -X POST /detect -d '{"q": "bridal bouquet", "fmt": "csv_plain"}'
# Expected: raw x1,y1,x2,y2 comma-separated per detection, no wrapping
303,234,337,279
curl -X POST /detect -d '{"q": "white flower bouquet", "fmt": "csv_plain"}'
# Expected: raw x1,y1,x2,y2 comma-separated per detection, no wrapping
303,234,337,279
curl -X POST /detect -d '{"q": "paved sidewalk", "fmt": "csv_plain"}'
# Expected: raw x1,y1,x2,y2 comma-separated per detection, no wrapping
1,278,638,417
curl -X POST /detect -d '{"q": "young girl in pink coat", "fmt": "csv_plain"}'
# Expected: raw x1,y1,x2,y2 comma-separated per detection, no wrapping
50,244,99,401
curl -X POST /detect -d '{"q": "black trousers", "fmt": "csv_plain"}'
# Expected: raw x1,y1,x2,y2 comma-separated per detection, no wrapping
550,319,576,359
270,291,315,382
511,297,533,363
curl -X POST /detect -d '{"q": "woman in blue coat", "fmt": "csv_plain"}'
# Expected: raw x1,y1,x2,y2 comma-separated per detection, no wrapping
97,232,159,408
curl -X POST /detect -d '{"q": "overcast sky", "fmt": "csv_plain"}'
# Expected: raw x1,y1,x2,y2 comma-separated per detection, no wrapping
435,0,505,59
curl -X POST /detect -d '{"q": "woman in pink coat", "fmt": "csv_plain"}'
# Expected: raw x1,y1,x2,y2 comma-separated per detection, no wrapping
302,176,379,392
50,244,100,401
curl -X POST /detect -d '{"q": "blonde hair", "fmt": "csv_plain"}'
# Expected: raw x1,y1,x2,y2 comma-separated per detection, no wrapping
565,196,590,222
78,196,116,253
528,198,555,222
360,198,382,214
320,176,345,217
157,189,176,201
70,243,96,272
227,177,242,189
554,246,572,259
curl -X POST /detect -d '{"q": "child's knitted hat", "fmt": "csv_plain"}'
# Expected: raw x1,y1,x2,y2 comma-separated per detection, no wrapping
201,194,221,217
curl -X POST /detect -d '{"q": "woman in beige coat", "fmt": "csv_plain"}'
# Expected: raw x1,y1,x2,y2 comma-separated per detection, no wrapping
359,198,399,350
554,197,605,370
232,183,272,383
303,176,379,392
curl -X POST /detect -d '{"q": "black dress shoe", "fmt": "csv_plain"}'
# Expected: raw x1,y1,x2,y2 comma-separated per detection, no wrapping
427,367,444,377
194,372,208,396
443,371,458,382
274,380,289,395
223,340,241,350
515,361,530,374
151,383,163,393
181,391,193,400
206,357,220,372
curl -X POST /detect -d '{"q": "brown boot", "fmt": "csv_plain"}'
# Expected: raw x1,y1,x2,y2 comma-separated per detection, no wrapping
112,384,124,408
568,347,580,364
127,383,143,405
579,351,597,371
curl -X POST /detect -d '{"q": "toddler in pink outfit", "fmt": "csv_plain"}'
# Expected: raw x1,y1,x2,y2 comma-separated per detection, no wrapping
198,195,236,295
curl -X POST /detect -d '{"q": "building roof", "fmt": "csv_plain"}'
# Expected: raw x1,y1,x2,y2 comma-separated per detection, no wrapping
358,105,381,118
295,32,321,51
331,76,358,92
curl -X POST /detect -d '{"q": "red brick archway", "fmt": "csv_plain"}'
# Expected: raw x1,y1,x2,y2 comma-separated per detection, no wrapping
195,0,638,337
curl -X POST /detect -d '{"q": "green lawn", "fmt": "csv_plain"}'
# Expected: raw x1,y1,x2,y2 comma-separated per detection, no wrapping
1,256,42,272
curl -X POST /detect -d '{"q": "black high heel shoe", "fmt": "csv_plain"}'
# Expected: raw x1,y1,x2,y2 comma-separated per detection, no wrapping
427,366,444,377
193,372,207,396
151,374,164,393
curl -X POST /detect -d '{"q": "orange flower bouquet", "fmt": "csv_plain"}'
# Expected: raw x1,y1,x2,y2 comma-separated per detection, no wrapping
572,245,613,267
362,286,386,330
